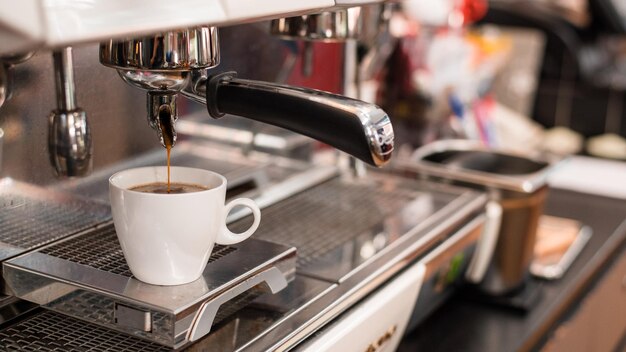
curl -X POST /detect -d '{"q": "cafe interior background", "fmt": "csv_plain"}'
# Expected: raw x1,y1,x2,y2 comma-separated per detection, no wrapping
0,0,624,351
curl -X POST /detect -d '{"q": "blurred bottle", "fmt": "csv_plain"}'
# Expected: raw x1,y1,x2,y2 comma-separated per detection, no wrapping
378,0,490,149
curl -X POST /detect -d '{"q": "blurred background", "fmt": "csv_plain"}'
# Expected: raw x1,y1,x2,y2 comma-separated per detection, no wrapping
0,0,625,351
383,0,626,160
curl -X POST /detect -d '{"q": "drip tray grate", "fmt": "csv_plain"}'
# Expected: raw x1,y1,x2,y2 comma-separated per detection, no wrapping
40,225,235,277
230,178,416,270
0,179,110,259
4,226,296,348
0,310,170,351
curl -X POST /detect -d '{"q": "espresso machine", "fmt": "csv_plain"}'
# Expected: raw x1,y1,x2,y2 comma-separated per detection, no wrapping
0,2,489,351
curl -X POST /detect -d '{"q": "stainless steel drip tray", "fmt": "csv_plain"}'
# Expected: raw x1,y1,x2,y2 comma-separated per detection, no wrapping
229,173,477,283
0,178,111,262
3,223,296,349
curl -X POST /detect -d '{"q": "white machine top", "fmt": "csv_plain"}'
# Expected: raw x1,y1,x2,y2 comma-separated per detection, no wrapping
0,0,388,55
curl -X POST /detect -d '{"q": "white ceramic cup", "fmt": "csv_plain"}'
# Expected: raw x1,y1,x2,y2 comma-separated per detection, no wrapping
109,166,261,286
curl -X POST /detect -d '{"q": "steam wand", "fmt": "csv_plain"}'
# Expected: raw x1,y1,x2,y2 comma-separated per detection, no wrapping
48,47,92,177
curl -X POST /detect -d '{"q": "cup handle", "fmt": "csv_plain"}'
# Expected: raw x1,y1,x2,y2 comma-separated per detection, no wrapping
217,198,261,245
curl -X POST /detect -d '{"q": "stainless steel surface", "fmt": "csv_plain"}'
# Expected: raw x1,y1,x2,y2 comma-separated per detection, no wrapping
184,75,394,167
100,26,220,148
49,47,92,177
405,139,560,193
192,275,334,351
147,91,178,147
116,68,190,92
0,24,318,186
270,4,392,46
0,296,38,326
175,113,314,161
100,26,220,72
270,7,364,42
238,179,488,352
295,216,484,352
188,267,288,343
482,188,549,295
230,175,440,279
29,275,320,352
0,52,35,109
355,4,394,50
52,48,77,111
52,140,321,204
0,128,3,173
5,222,296,348
357,4,396,82
181,176,487,352
0,178,110,263
0,52,36,66
399,139,561,295
37,225,234,276
48,109,92,177
405,216,485,331
0,310,170,351
0,45,154,185
216,162,340,225
114,302,152,332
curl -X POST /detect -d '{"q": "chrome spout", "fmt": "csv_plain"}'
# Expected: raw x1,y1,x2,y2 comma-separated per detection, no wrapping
148,92,177,148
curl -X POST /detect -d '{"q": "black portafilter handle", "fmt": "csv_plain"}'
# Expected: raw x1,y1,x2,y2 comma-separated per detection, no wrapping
204,71,393,167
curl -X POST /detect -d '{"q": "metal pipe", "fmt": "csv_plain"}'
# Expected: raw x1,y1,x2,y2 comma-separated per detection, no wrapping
52,48,77,111
49,47,92,177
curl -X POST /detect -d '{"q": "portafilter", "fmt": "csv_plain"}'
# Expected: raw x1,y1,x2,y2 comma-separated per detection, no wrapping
100,26,394,167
